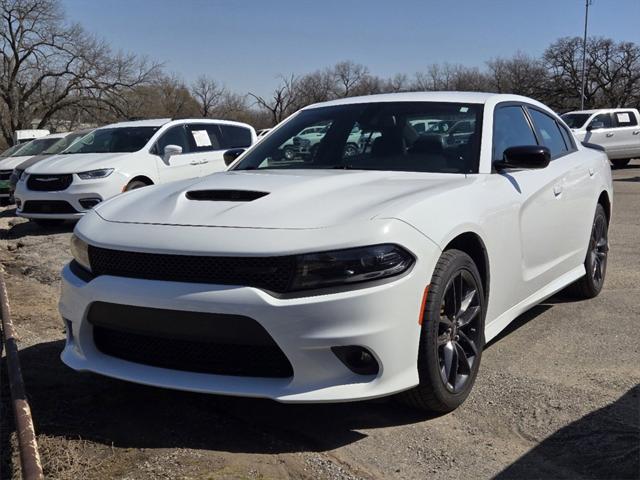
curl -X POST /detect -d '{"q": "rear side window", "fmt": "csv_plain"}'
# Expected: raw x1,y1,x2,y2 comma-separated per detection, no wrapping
156,125,190,154
527,109,568,158
186,124,222,152
492,106,537,161
614,111,638,127
220,125,252,148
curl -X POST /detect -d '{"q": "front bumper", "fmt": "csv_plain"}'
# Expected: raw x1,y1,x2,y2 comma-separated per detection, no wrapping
14,174,124,219
59,239,438,403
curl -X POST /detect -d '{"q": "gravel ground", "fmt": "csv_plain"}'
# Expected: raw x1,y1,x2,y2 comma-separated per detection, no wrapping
1,163,639,479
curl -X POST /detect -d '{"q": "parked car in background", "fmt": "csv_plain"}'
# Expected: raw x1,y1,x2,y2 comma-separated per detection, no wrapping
562,108,640,168
13,129,50,144
15,118,256,225
62,92,612,413
9,129,94,194
0,133,67,204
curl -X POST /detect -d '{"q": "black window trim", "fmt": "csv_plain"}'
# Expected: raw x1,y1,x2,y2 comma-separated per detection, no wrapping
524,104,577,161
491,101,540,166
186,122,224,152
588,112,614,130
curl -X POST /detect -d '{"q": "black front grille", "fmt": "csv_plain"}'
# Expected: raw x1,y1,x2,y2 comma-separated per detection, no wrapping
27,174,72,191
89,302,293,378
0,170,11,180
88,246,297,293
22,200,77,214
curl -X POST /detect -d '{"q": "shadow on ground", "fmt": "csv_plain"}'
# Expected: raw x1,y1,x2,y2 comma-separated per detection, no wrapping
495,385,640,479
0,219,74,240
0,340,437,470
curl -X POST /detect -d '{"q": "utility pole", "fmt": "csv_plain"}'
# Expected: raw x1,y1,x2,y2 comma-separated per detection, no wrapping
580,0,592,110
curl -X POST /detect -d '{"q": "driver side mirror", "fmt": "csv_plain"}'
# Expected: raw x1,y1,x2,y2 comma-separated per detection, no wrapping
494,145,550,170
163,144,182,162
223,148,245,166
587,121,605,131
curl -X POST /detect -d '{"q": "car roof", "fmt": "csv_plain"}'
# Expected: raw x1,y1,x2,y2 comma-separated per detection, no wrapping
96,117,254,131
41,132,68,139
565,108,636,115
305,91,544,109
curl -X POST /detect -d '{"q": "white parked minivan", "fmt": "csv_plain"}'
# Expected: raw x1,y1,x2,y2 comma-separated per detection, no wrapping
561,108,640,168
14,118,256,225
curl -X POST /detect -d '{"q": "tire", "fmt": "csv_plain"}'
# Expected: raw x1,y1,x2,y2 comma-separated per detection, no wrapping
124,180,148,191
400,249,486,413
611,158,630,169
343,143,358,158
283,147,296,161
566,203,608,299
32,219,65,228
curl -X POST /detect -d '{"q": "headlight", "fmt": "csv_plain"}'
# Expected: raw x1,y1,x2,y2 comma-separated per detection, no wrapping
290,244,414,291
77,168,114,180
70,234,91,272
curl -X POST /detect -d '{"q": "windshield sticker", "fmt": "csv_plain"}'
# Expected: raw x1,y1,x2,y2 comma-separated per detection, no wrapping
460,107,469,113
191,130,212,147
616,112,630,123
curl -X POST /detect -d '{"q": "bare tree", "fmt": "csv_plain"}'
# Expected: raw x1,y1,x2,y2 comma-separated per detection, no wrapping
249,74,299,125
332,61,370,97
191,75,225,117
486,52,547,97
0,0,160,144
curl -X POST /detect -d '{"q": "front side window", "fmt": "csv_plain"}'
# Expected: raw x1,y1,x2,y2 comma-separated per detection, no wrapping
220,125,252,148
528,109,568,158
63,127,159,154
156,125,190,154
234,102,482,174
589,113,612,129
613,111,638,127
492,106,537,161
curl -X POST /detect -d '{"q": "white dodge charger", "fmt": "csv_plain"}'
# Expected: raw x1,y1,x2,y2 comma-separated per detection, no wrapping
61,92,612,412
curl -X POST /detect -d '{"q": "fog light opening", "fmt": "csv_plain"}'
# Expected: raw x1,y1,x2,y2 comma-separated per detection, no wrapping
64,319,74,343
79,198,102,210
332,346,379,375
15,199,22,209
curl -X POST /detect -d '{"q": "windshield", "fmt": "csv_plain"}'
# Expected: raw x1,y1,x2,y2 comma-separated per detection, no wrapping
0,143,26,157
9,137,59,157
41,131,91,155
561,113,591,129
63,127,159,154
234,102,482,173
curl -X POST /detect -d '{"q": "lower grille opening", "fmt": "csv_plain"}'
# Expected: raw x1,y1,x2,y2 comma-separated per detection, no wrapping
22,200,77,214
89,302,293,378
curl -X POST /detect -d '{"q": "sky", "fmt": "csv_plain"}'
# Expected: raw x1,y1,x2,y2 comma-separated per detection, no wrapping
62,0,639,97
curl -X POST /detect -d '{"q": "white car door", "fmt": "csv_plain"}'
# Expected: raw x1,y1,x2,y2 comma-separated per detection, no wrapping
490,104,578,297
583,113,619,156
155,124,201,183
611,110,640,159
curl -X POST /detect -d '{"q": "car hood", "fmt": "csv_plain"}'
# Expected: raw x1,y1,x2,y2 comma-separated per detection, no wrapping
26,152,133,174
96,169,472,229
12,154,55,171
0,155,36,170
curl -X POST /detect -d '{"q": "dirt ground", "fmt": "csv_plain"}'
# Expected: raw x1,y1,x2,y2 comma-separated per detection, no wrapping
1,163,639,480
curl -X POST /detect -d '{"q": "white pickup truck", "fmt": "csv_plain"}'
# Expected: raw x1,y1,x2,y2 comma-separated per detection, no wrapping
561,108,640,168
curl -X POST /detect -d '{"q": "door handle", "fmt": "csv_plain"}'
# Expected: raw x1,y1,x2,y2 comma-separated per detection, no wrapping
190,161,199,166
589,167,595,177
605,133,614,137
553,183,563,196
199,160,209,164
633,131,640,135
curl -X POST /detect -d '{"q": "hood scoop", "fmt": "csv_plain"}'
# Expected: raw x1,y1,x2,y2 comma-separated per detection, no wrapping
185,189,269,202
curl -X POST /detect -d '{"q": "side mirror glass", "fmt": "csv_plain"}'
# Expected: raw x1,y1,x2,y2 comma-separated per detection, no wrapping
587,121,605,131
163,144,182,161
223,148,245,166
495,145,550,170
